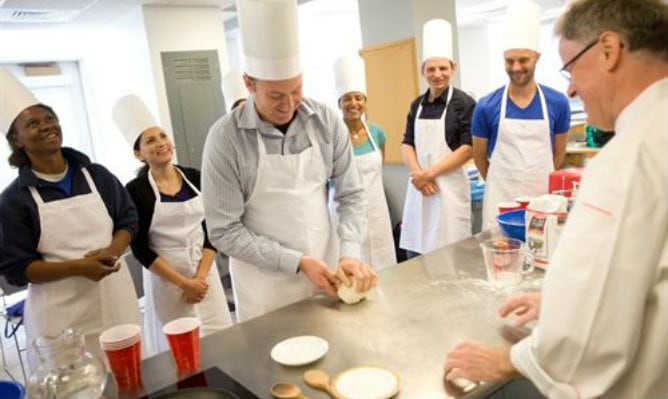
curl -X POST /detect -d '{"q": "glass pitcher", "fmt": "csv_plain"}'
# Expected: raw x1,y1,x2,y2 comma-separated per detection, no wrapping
28,326,106,399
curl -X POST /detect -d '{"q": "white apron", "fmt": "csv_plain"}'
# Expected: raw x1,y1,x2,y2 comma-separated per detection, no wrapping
328,123,396,270
399,89,471,254
25,168,140,370
143,167,232,355
482,85,553,230
230,128,338,322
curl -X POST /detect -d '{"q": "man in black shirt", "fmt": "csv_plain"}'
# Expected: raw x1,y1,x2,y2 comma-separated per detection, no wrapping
399,18,476,259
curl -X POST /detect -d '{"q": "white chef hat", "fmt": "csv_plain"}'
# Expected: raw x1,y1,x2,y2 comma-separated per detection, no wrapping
0,68,40,136
422,19,453,62
238,0,301,80
333,53,366,99
221,69,249,112
112,94,159,146
503,0,542,52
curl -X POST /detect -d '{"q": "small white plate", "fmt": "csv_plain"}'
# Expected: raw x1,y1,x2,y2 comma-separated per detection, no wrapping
270,335,329,366
333,366,400,399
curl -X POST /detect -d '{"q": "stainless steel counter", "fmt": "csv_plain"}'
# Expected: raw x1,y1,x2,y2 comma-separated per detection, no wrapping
104,229,543,399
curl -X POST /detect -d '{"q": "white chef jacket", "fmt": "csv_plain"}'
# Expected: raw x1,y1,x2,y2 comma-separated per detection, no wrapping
510,78,668,399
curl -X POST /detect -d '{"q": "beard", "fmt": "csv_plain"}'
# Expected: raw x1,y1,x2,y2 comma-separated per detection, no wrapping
508,69,534,87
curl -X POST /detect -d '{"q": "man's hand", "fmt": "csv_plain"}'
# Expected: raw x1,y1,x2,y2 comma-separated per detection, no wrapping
410,168,432,190
299,256,338,297
419,181,439,196
498,292,542,327
444,341,517,382
335,257,378,293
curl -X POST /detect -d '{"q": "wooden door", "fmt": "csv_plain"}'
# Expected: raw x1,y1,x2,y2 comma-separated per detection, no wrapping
361,38,420,164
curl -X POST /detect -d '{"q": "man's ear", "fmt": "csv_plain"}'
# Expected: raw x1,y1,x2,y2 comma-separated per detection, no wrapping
599,31,623,71
242,73,254,92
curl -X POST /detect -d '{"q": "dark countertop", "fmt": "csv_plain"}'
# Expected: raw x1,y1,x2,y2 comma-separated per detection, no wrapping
103,229,543,399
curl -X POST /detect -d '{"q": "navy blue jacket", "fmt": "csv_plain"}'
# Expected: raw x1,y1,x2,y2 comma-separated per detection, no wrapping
0,148,138,286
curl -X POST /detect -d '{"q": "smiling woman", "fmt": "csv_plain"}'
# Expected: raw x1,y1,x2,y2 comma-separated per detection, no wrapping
0,67,142,371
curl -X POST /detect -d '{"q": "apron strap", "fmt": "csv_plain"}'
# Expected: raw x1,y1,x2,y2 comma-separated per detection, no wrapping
414,86,454,134
256,114,321,156
501,84,549,123
28,166,96,205
362,121,379,153
147,166,201,200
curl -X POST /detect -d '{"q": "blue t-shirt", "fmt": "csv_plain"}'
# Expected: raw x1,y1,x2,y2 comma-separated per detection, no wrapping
353,122,387,156
471,84,571,158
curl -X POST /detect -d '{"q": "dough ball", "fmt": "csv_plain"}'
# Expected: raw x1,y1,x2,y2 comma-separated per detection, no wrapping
337,282,367,304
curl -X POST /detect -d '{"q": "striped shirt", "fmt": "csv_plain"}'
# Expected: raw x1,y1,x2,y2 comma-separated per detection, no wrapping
201,96,366,274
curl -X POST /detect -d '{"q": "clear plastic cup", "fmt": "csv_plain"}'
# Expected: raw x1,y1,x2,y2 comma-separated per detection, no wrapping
480,238,534,288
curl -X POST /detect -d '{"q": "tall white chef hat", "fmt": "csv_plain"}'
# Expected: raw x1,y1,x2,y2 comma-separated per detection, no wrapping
333,53,366,100
221,69,249,112
0,68,40,136
238,0,301,80
422,19,454,62
503,0,542,52
112,94,159,146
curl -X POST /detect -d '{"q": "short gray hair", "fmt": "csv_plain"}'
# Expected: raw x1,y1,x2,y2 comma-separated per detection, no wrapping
555,0,668,61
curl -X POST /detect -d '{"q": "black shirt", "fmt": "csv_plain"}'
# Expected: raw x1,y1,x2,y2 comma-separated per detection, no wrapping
402,87,476,151
125,165,216,269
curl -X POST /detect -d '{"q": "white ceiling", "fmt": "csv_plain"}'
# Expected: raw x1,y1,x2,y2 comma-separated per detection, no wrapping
0,0,568,27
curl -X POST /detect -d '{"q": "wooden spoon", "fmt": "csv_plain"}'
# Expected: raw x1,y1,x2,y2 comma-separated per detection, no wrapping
303,369,340,399
270,382,310,399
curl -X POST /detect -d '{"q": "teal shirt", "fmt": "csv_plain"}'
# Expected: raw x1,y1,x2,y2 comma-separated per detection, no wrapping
328,121,387,190
353,122,387,156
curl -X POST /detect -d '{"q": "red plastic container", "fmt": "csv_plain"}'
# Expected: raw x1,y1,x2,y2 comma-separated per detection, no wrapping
549,168,583,197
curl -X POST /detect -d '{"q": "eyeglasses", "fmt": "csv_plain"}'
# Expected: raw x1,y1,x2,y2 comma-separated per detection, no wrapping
559,39,598,81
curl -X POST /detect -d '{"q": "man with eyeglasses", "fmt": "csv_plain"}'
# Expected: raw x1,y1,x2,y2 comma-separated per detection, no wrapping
444,0,668,398
472,0,571,230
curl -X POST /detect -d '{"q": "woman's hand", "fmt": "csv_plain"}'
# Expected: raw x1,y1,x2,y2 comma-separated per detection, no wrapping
76,257,121,281
180,278,209,303
84,247,119,267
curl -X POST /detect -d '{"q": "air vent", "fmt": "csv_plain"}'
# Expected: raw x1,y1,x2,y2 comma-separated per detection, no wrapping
0,8,82,23
172,57,214,82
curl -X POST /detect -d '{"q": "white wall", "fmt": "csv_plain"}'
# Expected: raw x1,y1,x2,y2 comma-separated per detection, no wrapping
0,8,156,183
142,6,229,142
0,6,231,184
458,19,572,102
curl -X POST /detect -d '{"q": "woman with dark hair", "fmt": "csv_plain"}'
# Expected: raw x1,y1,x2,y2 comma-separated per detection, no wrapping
331,53,396,270
0,68,141,368
114,94,232,356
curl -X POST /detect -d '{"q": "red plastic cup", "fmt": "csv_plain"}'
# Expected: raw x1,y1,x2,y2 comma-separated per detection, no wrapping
103,341,142,390
513,196,532,209
163,317,201,374
498,201,522,214
99,324,142,390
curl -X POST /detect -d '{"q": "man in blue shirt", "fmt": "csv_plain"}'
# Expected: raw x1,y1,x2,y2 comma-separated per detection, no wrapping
472,1,571,229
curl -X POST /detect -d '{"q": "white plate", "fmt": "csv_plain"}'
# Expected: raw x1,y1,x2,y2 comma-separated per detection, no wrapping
270,335,329,366
333,366,400,399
